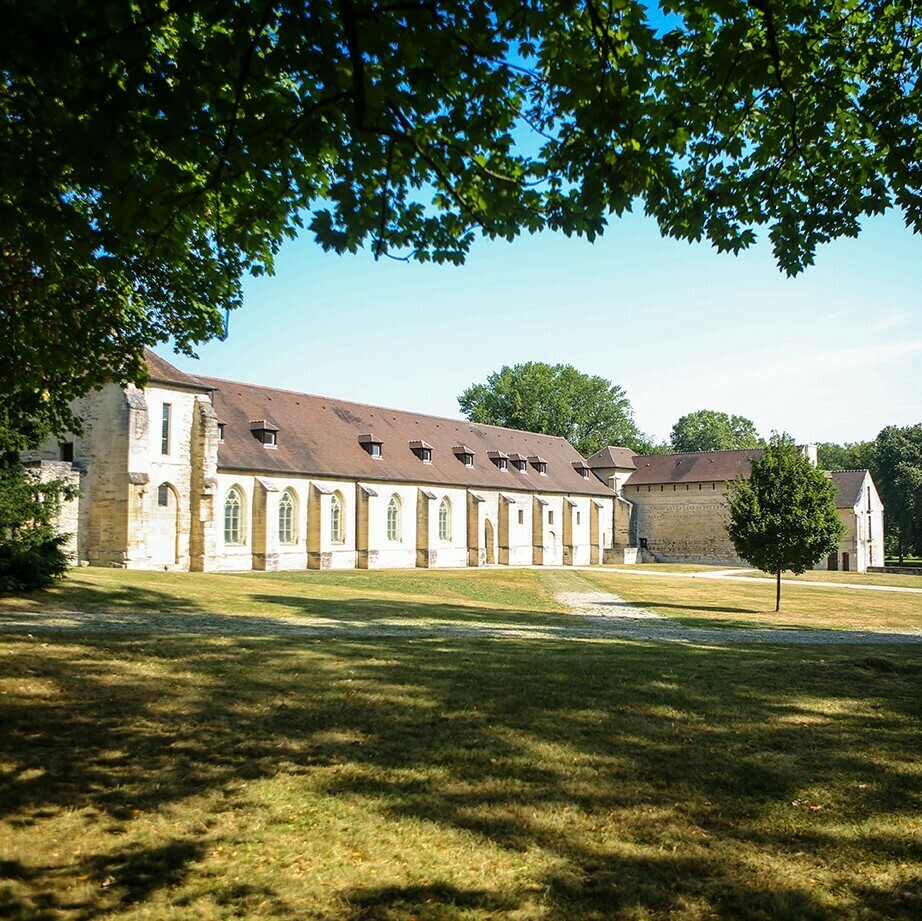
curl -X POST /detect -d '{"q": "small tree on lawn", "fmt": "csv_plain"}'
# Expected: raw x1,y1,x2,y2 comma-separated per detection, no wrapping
727,436,845,611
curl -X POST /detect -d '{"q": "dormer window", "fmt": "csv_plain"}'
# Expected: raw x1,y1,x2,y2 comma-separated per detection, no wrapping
217,423,226,443
528,455,548,475
452,444,475,467
250,420,279,448
509,454,528,473
359,434,383,458
409,440,433,463
487,451,509,471
572,461,591,479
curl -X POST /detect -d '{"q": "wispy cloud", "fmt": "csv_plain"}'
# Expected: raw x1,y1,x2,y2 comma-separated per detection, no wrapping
869,311,910,332
637,339,922,404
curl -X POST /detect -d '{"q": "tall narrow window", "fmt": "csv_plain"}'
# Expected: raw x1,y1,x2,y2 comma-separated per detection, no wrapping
161,404,171,454
224,487,243,544
387,495,402,542
278,490,295,544
331,492,344,544
438,498,452,541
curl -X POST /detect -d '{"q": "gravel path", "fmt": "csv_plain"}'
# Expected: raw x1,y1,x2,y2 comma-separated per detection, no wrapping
2,592,920,645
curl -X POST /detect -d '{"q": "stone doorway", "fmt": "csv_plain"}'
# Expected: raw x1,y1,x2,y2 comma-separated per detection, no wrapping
150,483,179,568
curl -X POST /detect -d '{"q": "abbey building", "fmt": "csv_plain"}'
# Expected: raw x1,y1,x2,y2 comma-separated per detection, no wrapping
25,352,884,574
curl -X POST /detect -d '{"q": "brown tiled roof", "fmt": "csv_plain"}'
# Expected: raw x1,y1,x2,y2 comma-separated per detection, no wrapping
828,470,868,509
585,446,637,470
627,449,765,485
195,374,614,496
144,349,213,391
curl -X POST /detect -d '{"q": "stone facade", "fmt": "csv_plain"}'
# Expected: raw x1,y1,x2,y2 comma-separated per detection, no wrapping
30,354,885,576
31,354,615,572
624,480,743,566
587,446,886,573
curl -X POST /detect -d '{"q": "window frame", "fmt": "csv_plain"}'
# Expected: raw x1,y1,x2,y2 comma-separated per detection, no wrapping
161,403,171,455
438,497,452,541
278,489,296,544
330,492,345,544
224,486,244,545
387,494,403,542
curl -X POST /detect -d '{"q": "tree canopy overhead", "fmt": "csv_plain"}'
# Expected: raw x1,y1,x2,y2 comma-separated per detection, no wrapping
3,0,921,440
458,362,645,456
670,410,763,453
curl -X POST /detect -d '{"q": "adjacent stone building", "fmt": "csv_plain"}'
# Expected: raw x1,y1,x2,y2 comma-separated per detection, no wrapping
585,445,885,572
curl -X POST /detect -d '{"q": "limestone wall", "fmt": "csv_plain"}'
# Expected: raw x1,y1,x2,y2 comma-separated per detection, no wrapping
627,481,744,565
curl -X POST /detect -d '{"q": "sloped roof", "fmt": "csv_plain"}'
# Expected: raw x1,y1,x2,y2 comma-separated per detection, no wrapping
828,470,868,509
144,350,214,391
584,446,637,470
627,449,765,485
193,374,613,496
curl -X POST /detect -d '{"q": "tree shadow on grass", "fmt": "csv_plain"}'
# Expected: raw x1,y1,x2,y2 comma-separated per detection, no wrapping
0,618,920,919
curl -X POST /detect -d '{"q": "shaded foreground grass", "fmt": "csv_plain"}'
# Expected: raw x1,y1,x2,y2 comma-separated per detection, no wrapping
2,626,920,920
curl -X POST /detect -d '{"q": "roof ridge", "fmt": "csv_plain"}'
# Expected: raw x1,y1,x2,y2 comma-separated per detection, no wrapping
195,373,571,441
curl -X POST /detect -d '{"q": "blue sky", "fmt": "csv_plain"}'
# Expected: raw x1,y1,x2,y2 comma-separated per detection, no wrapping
169,209,921,447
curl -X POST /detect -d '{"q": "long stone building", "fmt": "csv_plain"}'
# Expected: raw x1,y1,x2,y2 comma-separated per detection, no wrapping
26,352,615,572
25,352,884,573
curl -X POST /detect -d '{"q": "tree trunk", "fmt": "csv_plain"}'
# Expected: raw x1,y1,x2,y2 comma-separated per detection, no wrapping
775,567,782,612
898,534,904,565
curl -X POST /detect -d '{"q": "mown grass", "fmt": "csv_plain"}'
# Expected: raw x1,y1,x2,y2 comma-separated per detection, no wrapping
2,565,920,634
578,570,922,634
1,631,919,921
734,569,922,590
1,567,921,920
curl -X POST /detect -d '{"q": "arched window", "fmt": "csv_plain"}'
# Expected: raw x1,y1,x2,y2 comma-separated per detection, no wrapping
224,487,244,545
278,489,296,544
330,492,345,544
387,494,402,542
438,497,452,541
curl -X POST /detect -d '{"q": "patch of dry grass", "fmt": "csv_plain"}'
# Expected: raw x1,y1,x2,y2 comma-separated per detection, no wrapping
1,631,919,921
581,570,922,633
736,568,922,589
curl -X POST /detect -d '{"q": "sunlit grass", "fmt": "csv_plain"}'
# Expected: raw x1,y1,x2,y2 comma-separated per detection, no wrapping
581,570,922,633
2,565,919,635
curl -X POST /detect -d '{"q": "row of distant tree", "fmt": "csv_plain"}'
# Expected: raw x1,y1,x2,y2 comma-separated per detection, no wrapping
459,363,922,561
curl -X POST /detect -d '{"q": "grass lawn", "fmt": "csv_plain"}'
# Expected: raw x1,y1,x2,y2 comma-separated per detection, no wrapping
731,569,922,590
1,568,920,920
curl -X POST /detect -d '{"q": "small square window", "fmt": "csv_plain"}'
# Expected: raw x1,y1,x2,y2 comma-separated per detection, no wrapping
498,458,508,471
371,443,382,458
217,423,225,442
263,430,277,447
60,442,74,462
421,448,432,463
517,509,524,525
464,455,473,467
548,510,554,525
